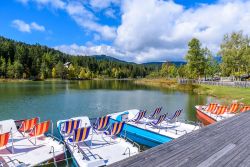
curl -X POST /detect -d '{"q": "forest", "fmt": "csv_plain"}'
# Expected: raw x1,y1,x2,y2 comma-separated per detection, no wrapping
0,36,157,80
0,31,249,80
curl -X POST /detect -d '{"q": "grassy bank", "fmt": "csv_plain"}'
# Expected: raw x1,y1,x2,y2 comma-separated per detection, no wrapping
134,78,177,87
194,85,250,104
134,78,199,91
135,78,250,104
0,79,31,83
0,78,132,83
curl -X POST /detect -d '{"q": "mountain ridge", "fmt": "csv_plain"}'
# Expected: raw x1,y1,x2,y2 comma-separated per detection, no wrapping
92,55,186,66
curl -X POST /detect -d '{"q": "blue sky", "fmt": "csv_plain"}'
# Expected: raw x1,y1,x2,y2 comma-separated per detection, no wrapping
0,0,249,63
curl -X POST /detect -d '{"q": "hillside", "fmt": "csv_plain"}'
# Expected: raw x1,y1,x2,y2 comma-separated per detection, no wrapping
92,55,130,63
93,55,186,66
0,36,157,79
143,61,186,67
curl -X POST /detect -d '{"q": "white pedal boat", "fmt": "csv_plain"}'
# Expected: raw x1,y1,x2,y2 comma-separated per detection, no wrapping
57,116,139,167
0,118,65,167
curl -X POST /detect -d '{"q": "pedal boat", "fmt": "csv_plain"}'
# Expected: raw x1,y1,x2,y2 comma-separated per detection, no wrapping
109,109,200,147
195,103,250,126
57,116,139,167
0,118,66,167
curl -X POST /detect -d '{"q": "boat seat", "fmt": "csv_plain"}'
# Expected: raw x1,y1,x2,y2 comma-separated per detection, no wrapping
0,119,18,133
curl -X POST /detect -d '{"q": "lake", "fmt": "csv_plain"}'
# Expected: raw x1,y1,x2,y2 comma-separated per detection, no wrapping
0,80,213,137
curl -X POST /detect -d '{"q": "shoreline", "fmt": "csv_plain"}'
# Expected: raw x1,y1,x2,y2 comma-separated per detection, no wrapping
134,78,198,91
0,78,135,83
0,79,31,83
1,78,249,104
134,78,250,104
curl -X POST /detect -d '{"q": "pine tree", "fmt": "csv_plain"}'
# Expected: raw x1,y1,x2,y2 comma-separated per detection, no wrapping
7,58,14,78
0,56,6,77
185,38,206,79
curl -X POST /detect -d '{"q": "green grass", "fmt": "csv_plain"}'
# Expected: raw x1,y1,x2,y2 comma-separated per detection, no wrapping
135,78,250,104
134,78,199,91
194,84,250,104
0,78,30,82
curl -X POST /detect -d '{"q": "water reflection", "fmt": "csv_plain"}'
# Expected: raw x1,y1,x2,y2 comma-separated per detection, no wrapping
0,80,213,133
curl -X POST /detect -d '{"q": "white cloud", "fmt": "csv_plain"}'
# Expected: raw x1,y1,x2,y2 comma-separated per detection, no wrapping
30,22,45,31
104,8,117,19
116,0,183,52
17,0,117,40
65,1,117,40
112,0,250,62
18,0,65,9
12,20,31,32
54,44,126,58
65,1,94,19
90,0,120,9
16,0,250,63
37,0,65,9
12,19,45,33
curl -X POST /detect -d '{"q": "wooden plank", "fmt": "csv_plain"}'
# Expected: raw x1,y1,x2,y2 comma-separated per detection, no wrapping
110,112,250,167
125,113,244,166
197,143,236,167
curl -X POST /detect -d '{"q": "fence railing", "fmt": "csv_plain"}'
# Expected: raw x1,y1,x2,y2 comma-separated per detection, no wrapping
178,79,250,88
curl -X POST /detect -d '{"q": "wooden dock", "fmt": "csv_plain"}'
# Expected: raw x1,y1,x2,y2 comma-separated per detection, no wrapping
110,111,250,167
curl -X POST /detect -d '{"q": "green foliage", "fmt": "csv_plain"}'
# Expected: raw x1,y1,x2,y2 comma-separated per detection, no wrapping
0,36,155,79
40,61,49,79
219,31,250,79
68,64,76,79
55,61,65,79
78,67,92,79
0,56,6,77
147,62,178,78
177,65,188,78
204,50,220,78
185,38,206,79
1,32,249,80
78,68,85,79
13,60,23,78
112,68,119,78
160,63,178,78
7,58,14,78
52,67,56,78
40,73,45,80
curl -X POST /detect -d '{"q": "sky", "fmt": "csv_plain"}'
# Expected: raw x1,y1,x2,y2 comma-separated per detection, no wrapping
1,0,250,63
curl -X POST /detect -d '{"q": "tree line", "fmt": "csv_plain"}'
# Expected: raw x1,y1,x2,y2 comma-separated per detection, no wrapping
0,36,156,80
149,31,250,81
1,31,249,81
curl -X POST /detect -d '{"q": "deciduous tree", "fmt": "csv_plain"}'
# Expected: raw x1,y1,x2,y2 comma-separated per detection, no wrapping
185,38,206,79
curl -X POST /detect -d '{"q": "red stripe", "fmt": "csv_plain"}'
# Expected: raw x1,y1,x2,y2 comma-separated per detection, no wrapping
0,133,9,147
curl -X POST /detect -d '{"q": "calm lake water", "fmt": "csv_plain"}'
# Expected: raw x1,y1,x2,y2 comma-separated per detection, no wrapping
0,80,213,137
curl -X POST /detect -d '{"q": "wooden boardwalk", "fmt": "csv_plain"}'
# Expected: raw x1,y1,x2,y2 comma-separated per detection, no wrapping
110,111,250,167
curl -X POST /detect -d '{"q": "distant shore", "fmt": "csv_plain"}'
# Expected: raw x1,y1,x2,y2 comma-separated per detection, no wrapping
0,78,134,83
134,78,250,104
134,78,199,91
0,79,31,83
1,78,249,104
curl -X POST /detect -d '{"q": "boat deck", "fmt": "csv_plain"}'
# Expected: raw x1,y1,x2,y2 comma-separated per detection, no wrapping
109,111,250,167
110,109,199,140
65,131,139,166
127,120,199,139
58,116,139,167
196,105,235,122
0,120,65,166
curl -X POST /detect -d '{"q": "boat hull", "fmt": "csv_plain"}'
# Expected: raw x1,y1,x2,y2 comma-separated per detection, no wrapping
196,109,216,126
110,109,199,148
110,119,172,147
